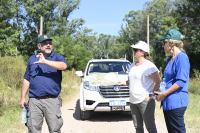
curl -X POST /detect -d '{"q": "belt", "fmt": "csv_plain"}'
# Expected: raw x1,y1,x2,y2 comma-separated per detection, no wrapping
36,95,57,99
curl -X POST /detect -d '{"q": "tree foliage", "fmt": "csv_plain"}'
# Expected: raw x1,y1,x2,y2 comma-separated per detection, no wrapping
174,0,200,73
1,0,200,74
119,0,179,70
0,0,21,56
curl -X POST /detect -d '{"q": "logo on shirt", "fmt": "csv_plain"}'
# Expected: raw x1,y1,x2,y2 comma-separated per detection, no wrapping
113,86,120,91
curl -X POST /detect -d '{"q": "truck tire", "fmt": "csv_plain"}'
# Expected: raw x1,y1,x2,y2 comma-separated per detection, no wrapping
80,109,90,120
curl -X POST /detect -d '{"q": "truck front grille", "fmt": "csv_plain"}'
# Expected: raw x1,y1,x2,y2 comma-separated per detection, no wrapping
99,85,129,98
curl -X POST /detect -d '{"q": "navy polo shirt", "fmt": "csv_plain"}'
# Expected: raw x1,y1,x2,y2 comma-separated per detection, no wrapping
24,51,68,97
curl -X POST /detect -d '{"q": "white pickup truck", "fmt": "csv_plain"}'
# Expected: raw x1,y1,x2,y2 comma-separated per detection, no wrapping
75,59,131,120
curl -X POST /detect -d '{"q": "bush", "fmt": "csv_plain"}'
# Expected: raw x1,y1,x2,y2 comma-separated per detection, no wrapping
0,56,26,90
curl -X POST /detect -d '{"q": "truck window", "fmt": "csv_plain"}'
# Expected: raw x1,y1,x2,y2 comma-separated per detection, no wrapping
86,62,130,75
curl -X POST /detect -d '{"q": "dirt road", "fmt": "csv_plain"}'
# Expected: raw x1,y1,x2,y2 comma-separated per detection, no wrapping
41,94,168,133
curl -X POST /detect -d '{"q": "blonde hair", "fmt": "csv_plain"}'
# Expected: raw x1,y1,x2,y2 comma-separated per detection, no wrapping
144,52,154,63
165,35,186,53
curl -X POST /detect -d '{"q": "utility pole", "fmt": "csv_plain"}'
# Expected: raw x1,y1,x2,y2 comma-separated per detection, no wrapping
40,16,44,36
147,15,150,55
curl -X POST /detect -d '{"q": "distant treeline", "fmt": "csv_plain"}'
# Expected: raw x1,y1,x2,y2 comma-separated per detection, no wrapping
0,0,199,76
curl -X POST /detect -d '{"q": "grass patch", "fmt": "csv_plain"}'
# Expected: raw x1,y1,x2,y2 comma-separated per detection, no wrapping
0,56,81,133
60,69,81,103
184,93,200,133
0,69,81,133
188,79,200,95
0,56,199,132
155,93,200,133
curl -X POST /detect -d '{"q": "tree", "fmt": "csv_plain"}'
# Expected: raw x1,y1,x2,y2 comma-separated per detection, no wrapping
174,0,200,74
96,34,115,59
0,0,21,57
118,0,177,69
52,35,92,70
15,0,82,56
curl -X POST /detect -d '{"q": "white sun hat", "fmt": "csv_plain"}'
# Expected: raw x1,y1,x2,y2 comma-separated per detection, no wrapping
130,41,149,53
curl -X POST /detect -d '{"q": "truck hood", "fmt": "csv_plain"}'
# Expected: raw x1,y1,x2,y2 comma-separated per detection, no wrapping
83,74,128,84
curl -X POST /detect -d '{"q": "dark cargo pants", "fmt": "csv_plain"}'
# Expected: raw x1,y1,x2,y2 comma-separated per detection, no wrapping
130,98,157,133
27,96,63,133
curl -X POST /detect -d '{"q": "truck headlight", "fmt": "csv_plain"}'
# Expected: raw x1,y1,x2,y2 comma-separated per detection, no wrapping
84,81,99,91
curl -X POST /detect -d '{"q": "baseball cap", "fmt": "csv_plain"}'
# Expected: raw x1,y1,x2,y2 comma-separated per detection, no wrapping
38,34,52,43
158,29,182,41
130,41,149,53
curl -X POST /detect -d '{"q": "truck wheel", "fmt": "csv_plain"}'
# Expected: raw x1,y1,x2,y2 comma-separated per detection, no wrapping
80,109,91,120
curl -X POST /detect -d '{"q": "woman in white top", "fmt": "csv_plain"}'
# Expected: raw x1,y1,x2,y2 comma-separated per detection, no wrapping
118,41,160,133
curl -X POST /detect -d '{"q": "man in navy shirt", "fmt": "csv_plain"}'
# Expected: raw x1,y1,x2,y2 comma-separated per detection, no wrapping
20,34,68,133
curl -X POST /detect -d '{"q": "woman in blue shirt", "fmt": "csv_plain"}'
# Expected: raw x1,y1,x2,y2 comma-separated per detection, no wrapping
155,29,190,133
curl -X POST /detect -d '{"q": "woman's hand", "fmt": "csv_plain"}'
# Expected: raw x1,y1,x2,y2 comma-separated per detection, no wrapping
146,95,153,102
154,91,167,101
117,80,127,86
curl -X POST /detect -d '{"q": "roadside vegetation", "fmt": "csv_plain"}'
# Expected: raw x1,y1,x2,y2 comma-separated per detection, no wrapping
0,57,200,132
1,0,200,132
0,57,82,133
156,68,200,133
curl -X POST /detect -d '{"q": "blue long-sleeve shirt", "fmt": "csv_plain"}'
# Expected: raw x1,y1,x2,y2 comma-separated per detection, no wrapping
161,51,190,111
24,52,68,97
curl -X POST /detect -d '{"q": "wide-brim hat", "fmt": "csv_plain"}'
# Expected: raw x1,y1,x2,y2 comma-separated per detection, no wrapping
130,41,149,53
158,29,182,41
38,34,53,43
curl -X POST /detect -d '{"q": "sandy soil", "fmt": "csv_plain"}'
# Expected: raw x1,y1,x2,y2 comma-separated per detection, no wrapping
41,94,168,133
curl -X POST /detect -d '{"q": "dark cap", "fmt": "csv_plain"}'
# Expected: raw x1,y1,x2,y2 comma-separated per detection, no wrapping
38,34,52,43
158,29,182,41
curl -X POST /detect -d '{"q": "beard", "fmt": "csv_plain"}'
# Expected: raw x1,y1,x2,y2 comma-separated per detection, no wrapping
39,46,52,55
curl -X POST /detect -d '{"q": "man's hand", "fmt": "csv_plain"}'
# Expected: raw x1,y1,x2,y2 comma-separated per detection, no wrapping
34,53,46,64
20,98,27,108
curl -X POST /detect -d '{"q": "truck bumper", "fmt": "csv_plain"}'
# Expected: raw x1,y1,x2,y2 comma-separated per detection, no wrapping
83,89,131,112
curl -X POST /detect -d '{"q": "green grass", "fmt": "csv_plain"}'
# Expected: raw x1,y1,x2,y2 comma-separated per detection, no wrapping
188,79,200,95
155,91,200,133
0,56,81,133
184,93,200,133
0,56,200,132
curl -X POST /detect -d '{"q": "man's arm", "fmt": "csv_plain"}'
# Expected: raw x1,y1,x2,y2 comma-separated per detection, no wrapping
34,53,67,70
20,79,30,108
41,60,67,70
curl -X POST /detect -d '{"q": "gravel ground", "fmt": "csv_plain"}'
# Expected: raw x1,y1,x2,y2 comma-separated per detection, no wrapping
41,94,168,133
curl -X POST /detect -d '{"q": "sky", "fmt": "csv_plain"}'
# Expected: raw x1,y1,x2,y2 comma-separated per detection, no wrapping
69,0,152,36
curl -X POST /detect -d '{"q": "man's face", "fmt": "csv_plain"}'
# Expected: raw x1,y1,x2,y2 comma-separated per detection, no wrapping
38,40,53,55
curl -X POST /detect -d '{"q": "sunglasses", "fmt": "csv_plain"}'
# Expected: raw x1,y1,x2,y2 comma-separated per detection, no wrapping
133,48,142,52
162,41,168,45
41,41,52,46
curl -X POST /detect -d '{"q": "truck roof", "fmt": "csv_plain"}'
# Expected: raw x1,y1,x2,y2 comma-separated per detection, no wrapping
88,59,130,63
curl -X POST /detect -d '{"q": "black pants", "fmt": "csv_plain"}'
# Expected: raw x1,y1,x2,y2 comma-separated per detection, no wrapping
163,107,187,133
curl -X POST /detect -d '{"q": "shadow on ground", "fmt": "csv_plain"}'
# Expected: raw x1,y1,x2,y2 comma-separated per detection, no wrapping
72,99,132,122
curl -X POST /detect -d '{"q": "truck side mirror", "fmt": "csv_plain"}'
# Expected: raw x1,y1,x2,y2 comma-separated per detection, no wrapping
75,71,84,77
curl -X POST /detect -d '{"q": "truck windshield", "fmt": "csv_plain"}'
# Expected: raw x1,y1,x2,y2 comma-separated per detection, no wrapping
86,62,130,75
